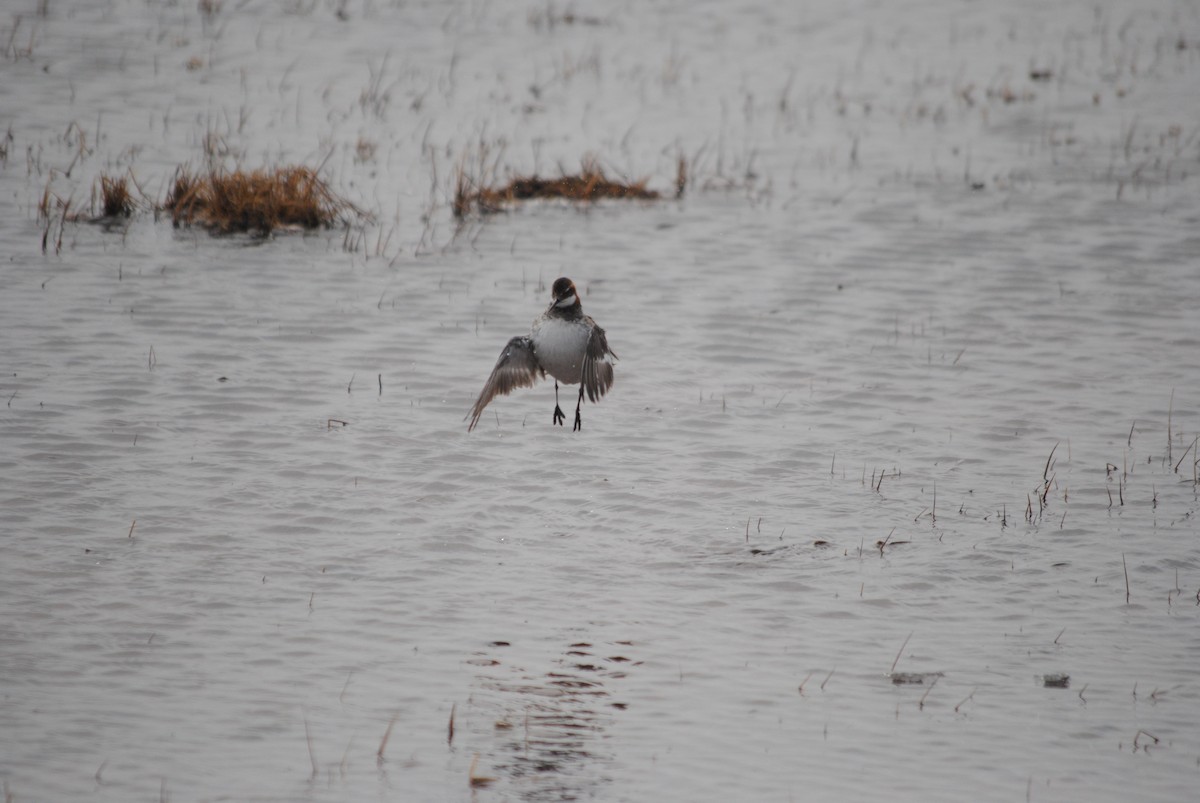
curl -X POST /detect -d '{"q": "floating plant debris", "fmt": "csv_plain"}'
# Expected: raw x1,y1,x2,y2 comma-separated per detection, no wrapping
890,671,944,685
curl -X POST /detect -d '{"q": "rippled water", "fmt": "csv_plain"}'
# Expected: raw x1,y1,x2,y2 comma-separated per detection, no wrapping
3,1,1200,801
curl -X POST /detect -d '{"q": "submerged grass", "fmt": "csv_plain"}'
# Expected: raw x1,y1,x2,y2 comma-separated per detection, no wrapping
163,165,358,235
453,157,661,218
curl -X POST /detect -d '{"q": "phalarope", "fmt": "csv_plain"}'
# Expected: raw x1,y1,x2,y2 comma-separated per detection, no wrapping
467,277,616,432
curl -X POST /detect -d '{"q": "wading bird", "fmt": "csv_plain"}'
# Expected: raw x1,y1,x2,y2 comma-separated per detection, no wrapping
467,277,616,432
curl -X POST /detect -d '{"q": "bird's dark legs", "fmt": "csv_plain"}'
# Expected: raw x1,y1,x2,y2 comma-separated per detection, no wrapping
573,385,585,432
553,381,566,426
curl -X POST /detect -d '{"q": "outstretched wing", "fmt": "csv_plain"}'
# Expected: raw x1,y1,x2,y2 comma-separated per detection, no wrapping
466,336,541,431
580,321,617,403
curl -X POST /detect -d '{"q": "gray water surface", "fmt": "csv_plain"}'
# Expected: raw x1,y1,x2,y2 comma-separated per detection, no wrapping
2,1,1200,801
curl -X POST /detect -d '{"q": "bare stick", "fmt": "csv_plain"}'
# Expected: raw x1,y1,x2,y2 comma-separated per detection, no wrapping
954,688,976,713
1167,389,1174,463
377,710,399,765
1054,627,1066,645
918,676,938,710
1173,435,1198,473
304,717,318,779
127,519,137,538
1127,419,1136,447
890,632,913,674
1122,553,1130,604
797,671,814,694
340,735,354,779
448,702,456,745
878,527,896,556
339,671,353,703
1134,729,1159,749
1043,442,1059,482
820,668,835,691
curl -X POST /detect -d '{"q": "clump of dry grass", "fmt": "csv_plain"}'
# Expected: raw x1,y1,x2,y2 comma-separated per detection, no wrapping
96,173,135,218
453,157,660,219
163,165,357,235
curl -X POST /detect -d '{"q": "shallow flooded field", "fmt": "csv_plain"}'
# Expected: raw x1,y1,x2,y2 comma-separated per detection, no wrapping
2,1,1200,801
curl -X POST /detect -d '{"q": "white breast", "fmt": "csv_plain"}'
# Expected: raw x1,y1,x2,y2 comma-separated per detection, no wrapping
531,317,590,384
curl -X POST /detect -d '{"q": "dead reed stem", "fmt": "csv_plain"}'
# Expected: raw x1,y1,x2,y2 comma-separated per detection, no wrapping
1167,390,1174,463
890,632,913,674
918,676,938,709
304,717,318,780
377,711,399,765
1173,435,1197,473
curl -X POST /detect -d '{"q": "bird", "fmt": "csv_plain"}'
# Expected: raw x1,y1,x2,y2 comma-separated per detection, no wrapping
467,277,616,432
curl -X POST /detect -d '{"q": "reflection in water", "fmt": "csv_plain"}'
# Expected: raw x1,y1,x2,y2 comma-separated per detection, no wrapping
468,641,637,801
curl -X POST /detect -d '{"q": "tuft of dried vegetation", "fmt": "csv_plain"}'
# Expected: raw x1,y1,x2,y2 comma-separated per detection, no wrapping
95,172,136,218
453,157,660,219
163,165,360,235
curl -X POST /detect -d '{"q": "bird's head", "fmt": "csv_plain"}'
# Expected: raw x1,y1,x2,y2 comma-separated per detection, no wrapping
552,277,579,309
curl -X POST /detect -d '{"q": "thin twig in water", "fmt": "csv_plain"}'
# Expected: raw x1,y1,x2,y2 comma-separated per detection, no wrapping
377,710,399,765
890,632,913,674
304,717,318,780
821,668,835,691
1173,435,1198,473
127,519,137,538
918,676,938,710
1167,389,1174,463
1122,553,1130,604
954,688,976,713
1133,729,1159,750
1043,442,1059,482
448,702,456,745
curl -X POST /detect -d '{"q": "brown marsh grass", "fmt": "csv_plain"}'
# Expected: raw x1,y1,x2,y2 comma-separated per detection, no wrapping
96,172,135,218
163,165,358,235
453,157,661,219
